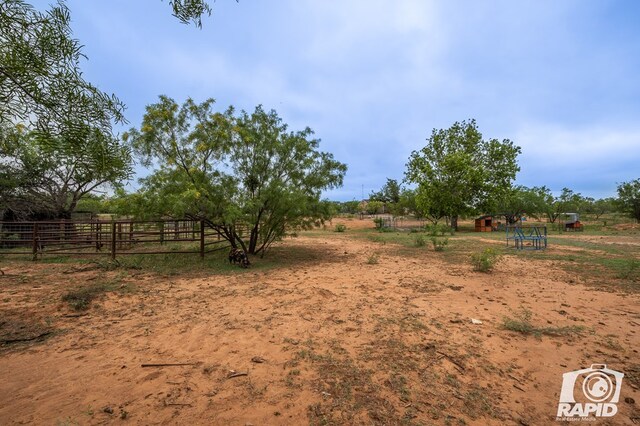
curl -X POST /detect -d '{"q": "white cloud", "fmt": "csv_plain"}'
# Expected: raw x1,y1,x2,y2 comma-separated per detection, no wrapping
514,123,640,194
44,0,640,200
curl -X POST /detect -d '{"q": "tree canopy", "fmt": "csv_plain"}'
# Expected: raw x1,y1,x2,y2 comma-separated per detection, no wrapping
123,96,346,255
616,179,640,222
495,185,549,224
370,178,401,204
405,119,521,229
0,124,132,219
0,0,125,142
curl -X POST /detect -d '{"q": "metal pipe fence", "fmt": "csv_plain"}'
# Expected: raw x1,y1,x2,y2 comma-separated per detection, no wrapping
0,220,234,260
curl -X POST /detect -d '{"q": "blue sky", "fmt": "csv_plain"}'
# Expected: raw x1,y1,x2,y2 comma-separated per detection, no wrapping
32,0,640,200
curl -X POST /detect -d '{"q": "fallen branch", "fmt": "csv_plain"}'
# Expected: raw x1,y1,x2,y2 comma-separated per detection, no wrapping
141,363,198,368
508,373,525,385
436,351,465,372
227,371,248,379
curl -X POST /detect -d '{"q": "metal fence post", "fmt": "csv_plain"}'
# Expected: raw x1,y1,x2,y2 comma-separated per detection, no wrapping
111,221,116,260
200,220,205,259
32,222,38,261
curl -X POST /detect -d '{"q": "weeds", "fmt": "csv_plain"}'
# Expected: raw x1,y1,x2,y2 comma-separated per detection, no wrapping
431,236,449,251
462,386,496,420
426,223,455,236
370,235,387,245
502,308,585,338
471,248,501,272
301,348,398,425
61,279,125,310
334,224,347,232
614,258,639,281
414,235,426,247
366,253,380,265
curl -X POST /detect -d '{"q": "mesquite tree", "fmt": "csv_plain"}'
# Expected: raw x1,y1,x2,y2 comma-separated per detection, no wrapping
124,96,346,255
0,0,125,142
0,125,132,219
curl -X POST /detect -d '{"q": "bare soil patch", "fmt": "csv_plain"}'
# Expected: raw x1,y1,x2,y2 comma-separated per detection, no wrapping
1,220,639,425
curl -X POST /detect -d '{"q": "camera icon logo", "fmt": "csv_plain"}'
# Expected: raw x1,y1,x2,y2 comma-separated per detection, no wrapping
557,364,624,419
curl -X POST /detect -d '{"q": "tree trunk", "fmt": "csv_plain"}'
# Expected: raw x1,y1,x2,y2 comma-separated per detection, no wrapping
249,226,258,254
451,215,458,231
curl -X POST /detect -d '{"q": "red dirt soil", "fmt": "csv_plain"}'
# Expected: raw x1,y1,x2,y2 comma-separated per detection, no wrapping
0,219,638,425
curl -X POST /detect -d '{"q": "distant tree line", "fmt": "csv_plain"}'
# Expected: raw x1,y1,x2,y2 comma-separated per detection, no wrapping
346,119,639,229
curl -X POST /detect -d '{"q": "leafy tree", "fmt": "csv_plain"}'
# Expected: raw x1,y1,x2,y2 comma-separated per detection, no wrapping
124,96,346,255
0,125,132,219
556,188,585,213
365,200,384,215
538,187,585,223
414,185,449,224
333,200,360,215
584,197,616,220
75,194,111,215
496,185,549,224
405,119,521,230
0,0,125,142
616,179,640,222
398,188,421,219
531,186,559,223
370,178,401,204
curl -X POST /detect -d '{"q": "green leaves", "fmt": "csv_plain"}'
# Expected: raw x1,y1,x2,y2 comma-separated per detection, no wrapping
0,124,132,218
616,179,640,222
168,0,212,27
370,179,401,204
0,1,125,142
124,96,347,255
405,119,521,226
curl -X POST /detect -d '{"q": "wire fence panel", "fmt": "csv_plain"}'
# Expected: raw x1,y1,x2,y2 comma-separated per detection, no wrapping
0,220,235,260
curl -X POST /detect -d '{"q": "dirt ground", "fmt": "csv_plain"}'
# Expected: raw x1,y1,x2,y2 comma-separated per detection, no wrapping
0,218,639,425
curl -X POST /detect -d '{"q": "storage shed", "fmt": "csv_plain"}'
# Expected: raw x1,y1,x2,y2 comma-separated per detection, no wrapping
474,215,495,232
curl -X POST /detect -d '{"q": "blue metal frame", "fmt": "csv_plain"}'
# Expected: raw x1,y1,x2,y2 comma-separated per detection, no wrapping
506,225,547,250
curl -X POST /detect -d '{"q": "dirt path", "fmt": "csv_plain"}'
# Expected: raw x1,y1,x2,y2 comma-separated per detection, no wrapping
0,230,638,425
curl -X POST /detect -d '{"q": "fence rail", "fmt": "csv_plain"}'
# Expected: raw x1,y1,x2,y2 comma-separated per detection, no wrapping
0,220,233,260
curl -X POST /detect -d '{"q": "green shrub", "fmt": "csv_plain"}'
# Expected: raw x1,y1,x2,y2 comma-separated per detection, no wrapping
334,223,347,232
426,223,454,236
471,248,501,272
430,236,449,251
414,235,426,247
373,218,384,229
